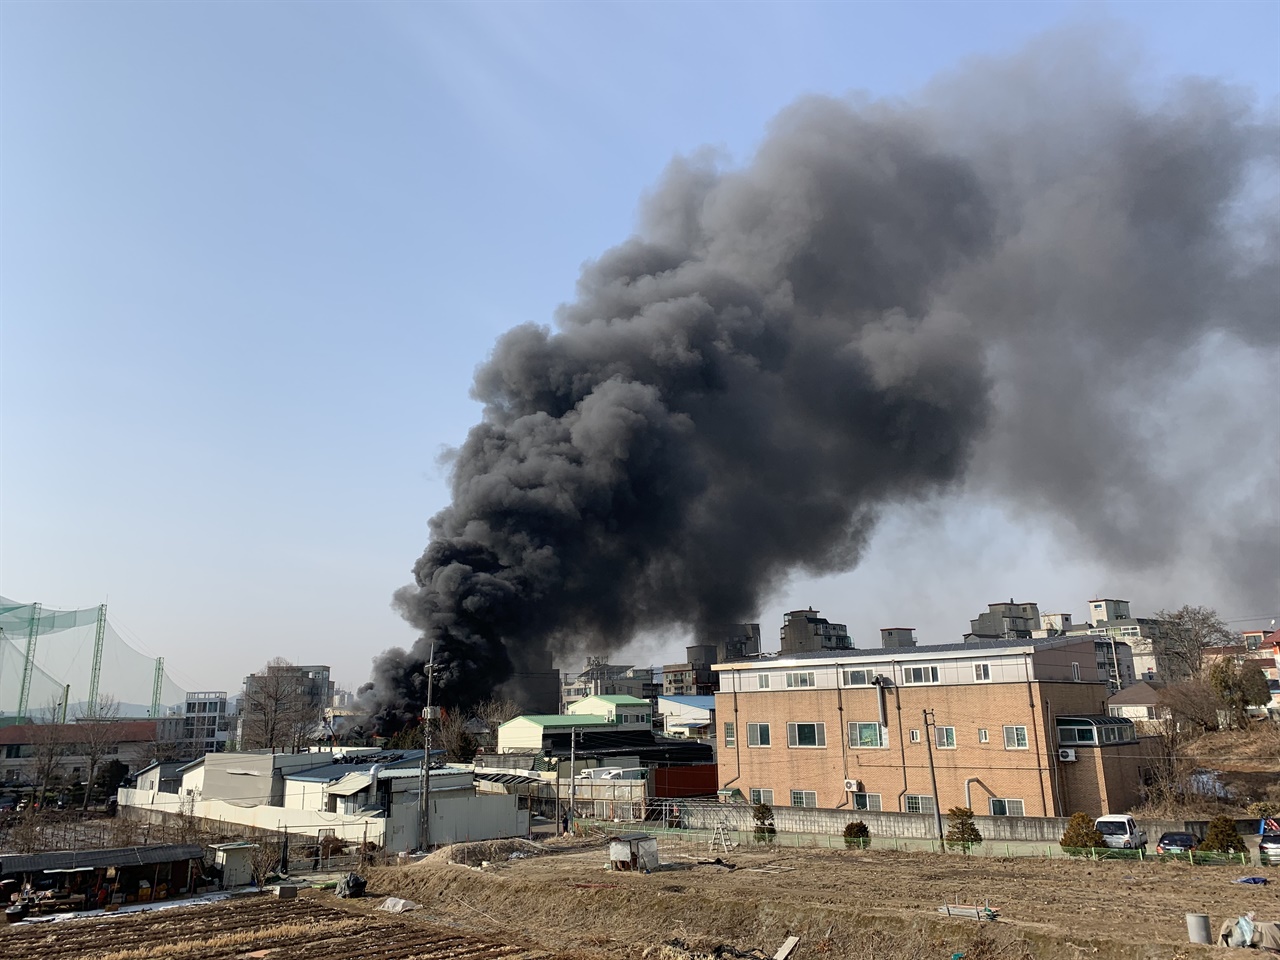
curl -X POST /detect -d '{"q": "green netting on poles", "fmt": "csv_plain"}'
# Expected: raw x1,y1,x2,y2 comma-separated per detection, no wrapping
0,597,187,718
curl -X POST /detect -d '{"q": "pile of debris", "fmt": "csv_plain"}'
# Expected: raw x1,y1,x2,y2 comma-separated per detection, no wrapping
641,936,799,960
424,839,544,868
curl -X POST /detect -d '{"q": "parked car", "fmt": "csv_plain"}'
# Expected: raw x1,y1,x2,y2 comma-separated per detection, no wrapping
1094,814,1148,850
1156,831,1198,854
1259,834,1280,864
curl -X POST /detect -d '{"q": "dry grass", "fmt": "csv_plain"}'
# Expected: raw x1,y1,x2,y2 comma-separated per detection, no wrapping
92,917,367,960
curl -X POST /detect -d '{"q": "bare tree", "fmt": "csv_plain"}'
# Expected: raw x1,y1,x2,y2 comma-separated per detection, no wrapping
1157,677,1223,732
74,694,121,810
434,709,478,762
29,698,69,806
240,658,322,753
1208,659,1272,730
1153,605,1236,679
472,697,522,753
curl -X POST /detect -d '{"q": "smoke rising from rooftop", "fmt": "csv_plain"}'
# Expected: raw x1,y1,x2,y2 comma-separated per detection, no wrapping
364,33,1279,729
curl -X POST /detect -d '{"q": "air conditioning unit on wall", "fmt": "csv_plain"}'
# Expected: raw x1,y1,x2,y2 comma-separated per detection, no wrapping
1058,748,1077,762
843,779,862,793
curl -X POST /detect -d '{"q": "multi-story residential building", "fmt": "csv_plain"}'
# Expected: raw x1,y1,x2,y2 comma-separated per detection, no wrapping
779,609,853,655
661,662,712,697
1071,599,1169,680
560,660,651,709
182,691,229,756
661,624,764,697
238,663,334,752
967,601,1042,640
712,636,1148,819
879,628,917,649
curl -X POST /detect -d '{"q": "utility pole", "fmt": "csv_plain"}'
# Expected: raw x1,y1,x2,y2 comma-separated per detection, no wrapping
922,709,946,849
567,726,577,836
418,640,436,852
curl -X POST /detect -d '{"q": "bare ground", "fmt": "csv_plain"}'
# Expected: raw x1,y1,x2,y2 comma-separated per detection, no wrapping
7,838,1277,960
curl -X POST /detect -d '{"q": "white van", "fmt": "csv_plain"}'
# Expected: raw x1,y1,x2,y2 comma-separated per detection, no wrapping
1094,814,1147,850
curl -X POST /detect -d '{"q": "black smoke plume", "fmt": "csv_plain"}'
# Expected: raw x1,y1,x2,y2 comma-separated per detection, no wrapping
364,33,1279,731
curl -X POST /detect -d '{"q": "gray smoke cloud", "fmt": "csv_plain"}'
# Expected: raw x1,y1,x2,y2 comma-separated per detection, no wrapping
365,33,1279,728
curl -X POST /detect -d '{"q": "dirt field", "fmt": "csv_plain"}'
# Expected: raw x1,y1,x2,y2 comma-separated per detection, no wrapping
368,836,1279,959
0,894,555,959
5,838,1277,960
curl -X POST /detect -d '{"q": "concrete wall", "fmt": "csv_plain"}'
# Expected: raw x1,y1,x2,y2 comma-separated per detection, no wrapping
426,792,529,846
117,787,385,845
676,803,1200,845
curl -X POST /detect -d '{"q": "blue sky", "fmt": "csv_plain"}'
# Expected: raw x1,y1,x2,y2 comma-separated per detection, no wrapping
2,1,1277,698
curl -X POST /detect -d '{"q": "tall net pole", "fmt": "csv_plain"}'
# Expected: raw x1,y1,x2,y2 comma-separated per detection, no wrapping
16,602,42,720
87,603,107,707
151,657,165,718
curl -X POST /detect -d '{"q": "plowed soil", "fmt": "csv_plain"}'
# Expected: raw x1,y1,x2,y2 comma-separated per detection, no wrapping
7,839,1277,960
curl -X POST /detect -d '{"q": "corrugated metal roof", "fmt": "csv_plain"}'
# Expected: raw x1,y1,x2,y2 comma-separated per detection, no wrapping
475,771,543,786
1,844,204,876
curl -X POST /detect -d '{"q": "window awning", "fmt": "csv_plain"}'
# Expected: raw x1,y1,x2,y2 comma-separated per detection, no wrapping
326,773,372,797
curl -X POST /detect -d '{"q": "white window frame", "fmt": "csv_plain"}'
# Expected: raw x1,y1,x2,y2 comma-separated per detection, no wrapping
1003,725,1029,750
749,788,773,806
723,722,736,747
841,668,872,686
935,726,956,749
785,671,816,689
905,794,935,814
903,665,940,684
747,722,771,747
978,728,989,744
989,798,1025,817
757,674,770,690
973,663,991,682
789,789,818,808
848,721,885,749
909,729,921,743
1071,662,1081,681
851,792,881,811
786,722,826,748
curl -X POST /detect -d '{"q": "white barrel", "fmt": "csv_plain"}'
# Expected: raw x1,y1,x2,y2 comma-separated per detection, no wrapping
1185,913,1211,945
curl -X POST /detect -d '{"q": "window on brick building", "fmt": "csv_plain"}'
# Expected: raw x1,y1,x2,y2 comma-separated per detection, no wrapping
786,722,826,747
990,798,1025,817
785,672,816,689
903,665,940,684
842,668,872,686
934,726,956,749
974,663,991,682
757,674,770,690
852,792,881,811
747,723,771,747
723,722,735,747
790,790,818,808
978,728,989,743
749,788,773,806
1003,725,1029,749
909,729,921,743
905,794,935,814
848,721,884,748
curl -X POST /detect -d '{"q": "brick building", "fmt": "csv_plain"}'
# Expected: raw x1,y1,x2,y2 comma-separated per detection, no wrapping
712,636,1150,819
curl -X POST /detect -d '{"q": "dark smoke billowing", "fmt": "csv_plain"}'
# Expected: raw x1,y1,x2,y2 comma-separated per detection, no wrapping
364,34,1279,730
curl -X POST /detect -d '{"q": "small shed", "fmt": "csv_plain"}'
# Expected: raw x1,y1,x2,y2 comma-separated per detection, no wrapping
209,842,259,888
607,833,658,872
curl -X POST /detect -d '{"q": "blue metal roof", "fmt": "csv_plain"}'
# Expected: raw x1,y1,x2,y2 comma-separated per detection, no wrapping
658,695,716,711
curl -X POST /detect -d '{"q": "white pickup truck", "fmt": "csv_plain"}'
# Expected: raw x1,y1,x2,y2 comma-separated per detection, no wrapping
1095,814,1148,850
